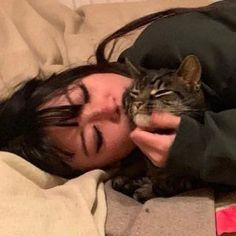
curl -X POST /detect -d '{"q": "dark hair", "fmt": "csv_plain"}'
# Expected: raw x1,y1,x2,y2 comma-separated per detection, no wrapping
0,1,223,178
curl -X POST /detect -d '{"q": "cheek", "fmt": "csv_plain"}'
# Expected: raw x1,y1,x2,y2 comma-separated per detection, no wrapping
103,124,135,158
46,127,78,152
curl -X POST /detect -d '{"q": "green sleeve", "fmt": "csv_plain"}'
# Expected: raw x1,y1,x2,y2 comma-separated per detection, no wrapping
167,110,236,185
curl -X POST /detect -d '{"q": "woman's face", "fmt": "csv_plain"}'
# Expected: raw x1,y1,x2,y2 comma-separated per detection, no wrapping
42,73,135,171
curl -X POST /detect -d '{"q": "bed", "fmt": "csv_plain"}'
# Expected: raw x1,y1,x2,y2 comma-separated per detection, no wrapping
0,0,234,235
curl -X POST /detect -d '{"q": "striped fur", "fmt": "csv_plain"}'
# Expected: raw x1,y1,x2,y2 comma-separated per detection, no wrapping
123,55,205,127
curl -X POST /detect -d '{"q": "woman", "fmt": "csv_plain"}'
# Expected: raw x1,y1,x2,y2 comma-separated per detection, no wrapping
1,0,236,187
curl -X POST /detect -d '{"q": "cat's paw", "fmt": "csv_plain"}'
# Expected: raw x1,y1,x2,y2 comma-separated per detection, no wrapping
132,177,156,203
112,176,140,197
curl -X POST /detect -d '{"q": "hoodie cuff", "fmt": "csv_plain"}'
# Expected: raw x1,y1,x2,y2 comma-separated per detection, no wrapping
166,115,206,178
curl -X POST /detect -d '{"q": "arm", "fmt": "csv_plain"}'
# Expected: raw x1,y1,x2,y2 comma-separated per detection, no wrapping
131,110,236,186
168,109,236,185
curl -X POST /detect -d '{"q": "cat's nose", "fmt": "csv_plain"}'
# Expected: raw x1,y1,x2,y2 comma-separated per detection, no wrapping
135,101,143,109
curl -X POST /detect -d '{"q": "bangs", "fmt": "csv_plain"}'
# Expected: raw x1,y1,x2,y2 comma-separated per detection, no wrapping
37,104,82,127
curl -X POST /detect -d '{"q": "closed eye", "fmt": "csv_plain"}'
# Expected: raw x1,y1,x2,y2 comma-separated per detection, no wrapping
93,125,103,153
154,89,184,99
172,90,184,99
81,129,89,157
153,89,173,97
66,82,90,106
79,82,90,103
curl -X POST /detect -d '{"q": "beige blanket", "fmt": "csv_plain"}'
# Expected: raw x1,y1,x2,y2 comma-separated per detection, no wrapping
0,0,217,235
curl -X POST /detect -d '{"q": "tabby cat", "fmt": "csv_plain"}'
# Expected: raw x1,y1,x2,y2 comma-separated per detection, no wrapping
112,55,207,202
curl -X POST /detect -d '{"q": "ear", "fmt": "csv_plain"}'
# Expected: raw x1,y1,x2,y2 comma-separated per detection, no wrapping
177,55,202,91
125,57,142,80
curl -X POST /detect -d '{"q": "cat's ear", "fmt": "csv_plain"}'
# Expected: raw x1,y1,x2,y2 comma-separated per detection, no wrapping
125,57,142,80
177,55,202,91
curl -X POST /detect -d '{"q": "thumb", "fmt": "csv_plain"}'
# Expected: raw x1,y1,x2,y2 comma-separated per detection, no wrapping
150,112,181,130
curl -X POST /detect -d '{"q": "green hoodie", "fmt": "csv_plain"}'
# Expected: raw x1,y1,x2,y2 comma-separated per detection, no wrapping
119,0,236,186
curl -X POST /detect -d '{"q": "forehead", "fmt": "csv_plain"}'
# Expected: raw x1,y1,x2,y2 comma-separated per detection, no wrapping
41,72,130,109
40,85,77,109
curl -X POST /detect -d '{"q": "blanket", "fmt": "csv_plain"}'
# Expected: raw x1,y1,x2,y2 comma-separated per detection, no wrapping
0,0,230,235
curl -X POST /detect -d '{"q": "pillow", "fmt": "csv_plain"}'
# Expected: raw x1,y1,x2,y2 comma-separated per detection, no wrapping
0,0,213,99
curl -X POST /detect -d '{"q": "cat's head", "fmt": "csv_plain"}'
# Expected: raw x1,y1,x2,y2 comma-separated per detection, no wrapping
123,55,205,127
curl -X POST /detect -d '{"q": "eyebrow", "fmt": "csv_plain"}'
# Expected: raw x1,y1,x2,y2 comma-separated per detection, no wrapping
65,82,90,106
80,130,89,157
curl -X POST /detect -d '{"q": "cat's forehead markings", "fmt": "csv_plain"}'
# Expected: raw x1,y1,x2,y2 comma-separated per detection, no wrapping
151,74,161,81
150,89,158,95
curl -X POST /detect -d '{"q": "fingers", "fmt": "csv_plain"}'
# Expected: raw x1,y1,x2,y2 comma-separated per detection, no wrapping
130,128,176,167
150,112,181,130
130,128,173,151
129,112,180,168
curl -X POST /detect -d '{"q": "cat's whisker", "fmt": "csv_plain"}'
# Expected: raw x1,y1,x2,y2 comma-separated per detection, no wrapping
144,104,205,111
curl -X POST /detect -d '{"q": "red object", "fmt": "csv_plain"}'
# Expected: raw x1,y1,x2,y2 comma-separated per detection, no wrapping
216,205,236,235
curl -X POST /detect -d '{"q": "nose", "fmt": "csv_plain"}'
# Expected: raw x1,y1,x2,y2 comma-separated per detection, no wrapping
135,101,143,109
79,95,121,125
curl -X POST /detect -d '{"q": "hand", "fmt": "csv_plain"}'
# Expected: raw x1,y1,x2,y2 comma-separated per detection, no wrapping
130,112,181,167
